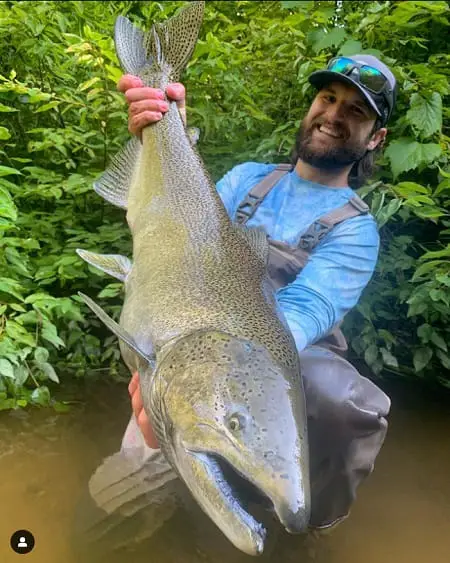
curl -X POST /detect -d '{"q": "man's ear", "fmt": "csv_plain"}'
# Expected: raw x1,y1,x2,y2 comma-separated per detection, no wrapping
368,127,387,151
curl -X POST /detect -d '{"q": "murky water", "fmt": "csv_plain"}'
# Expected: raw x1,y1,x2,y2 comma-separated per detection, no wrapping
0,376,449,563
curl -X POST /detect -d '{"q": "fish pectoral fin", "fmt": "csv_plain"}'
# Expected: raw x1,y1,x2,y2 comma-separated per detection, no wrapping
233,224,270,266
76,250,132,282
93,137,141,209
78,292,155,369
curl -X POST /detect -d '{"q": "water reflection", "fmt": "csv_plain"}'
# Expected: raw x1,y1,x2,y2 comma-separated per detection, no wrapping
0,378,449,563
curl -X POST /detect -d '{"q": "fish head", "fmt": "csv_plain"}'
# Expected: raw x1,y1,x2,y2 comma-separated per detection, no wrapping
153,330,310,556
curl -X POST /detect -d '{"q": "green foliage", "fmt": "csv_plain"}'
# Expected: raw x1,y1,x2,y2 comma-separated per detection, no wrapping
0,1,449,410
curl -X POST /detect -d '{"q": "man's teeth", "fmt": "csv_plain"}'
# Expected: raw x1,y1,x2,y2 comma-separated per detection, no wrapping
318,125,342,139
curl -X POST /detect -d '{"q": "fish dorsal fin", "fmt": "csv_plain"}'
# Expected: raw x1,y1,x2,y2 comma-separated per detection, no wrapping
76,250,132,282
78,292,155,369
233,224,269,266
93,137,141,209
114,3,204,83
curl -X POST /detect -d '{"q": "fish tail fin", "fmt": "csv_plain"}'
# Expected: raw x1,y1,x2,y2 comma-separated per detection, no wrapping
114,1,205,82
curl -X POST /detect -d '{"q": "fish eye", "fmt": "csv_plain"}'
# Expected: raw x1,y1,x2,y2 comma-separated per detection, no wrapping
228,415,242,432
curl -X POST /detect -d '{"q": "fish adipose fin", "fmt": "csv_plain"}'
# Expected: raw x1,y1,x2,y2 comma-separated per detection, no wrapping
93,137,141,209
114,2,205,82
76,249,132,282
78,292,155,369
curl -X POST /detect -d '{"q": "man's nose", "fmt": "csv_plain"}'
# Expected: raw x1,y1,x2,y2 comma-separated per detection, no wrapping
323,103,346,122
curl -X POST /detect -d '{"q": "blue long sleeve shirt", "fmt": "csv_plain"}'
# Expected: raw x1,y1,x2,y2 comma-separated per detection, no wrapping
216,162,380,353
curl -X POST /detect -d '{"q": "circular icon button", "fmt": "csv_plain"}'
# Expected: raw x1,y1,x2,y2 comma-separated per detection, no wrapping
10,530,35,554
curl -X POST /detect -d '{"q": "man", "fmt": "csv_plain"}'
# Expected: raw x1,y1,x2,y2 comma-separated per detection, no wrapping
117,55,395,528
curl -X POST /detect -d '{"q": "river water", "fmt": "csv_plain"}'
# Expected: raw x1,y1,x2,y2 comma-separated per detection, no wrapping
0,376,449,563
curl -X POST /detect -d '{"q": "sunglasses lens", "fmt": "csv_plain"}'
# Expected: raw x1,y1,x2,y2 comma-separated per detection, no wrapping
359,66,386,93
328,57,354,74
328,57,388,94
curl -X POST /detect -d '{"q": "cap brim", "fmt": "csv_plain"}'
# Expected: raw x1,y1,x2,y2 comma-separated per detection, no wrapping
309,70,381,118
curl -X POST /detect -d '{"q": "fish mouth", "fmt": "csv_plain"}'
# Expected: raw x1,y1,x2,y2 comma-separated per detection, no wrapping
184,449,270,555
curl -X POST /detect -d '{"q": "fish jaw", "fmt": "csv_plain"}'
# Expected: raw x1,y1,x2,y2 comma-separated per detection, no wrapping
173,441,266,556
170,429,310,556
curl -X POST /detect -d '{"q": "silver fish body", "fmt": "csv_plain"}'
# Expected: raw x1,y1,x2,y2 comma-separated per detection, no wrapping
78,1,310,555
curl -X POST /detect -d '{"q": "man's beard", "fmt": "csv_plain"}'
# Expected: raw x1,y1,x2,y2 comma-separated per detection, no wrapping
294,119,369,170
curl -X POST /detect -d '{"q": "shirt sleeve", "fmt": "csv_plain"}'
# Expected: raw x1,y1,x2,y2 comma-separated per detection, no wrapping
215,165,242,217
277,215,380,353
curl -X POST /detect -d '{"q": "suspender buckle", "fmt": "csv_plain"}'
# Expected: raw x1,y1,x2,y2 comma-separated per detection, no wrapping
298,221,331,251
235,193,262,223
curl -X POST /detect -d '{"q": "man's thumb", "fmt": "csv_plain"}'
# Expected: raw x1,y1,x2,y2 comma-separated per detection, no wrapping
167,83,186,127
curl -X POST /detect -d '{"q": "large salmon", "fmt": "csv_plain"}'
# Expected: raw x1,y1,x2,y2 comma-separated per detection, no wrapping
77,1,310,555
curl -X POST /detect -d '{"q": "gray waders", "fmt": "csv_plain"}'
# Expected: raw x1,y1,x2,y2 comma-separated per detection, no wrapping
77,165,390,553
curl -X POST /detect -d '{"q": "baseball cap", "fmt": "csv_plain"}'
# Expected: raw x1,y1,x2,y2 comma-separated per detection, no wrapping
309,54,397,126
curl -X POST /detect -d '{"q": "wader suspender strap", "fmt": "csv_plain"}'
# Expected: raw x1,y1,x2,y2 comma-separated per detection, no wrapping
235,164,293,225
234,164,370,354
235,164,370,250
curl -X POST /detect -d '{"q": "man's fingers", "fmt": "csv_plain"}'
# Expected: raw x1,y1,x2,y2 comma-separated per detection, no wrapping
166,83,186,126
129,99,169,116
166,82,186,102
137,410,159,449
131,383,144,418
128,371,139,396
129,111,163,137
125,87,165,103
117,74,144,93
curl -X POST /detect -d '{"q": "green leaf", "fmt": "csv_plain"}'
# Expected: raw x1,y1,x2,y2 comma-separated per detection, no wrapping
0,126,11,140
0,165,22,177
40,362,60,384
310,27,347,53
385,138,442,179
394,181,430,196
31,386,51,406
14,365,29,386
79,76,101,91
435,179,450,195
364,344,379,366
412,260,446,281
406,92,442,138
34,101,60,113
436,350,450,370
376,199,403,228
0,103,18,112
431,332,447,352
41,321,65,349
380,347,399,368
0,358,14,379
413,347,433,372
338,39,363,57
34,347,49,364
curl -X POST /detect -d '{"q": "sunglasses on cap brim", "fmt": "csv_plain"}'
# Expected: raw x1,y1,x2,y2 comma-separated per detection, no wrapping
327,57,390,96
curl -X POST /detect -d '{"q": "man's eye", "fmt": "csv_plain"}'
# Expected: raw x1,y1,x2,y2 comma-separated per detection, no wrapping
352,106,364,116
